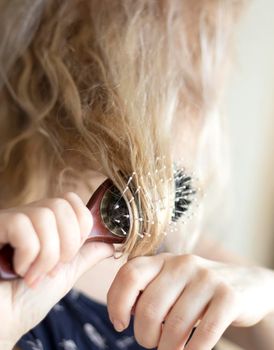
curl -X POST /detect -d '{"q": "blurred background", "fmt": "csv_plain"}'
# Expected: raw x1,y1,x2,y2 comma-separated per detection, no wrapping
220,1,274,349
222,0,274,267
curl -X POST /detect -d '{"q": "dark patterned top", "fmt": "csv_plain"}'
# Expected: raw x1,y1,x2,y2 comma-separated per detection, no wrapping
16,289,216,350
16,289,155,350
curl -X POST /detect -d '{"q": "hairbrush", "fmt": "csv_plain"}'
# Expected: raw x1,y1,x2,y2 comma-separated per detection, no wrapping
0,167,197,280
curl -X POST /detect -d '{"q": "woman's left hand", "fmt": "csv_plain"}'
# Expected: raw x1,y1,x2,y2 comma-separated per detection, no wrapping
107,253,274,350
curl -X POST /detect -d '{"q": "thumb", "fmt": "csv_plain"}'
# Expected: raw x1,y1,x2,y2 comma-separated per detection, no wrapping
72,241,114,280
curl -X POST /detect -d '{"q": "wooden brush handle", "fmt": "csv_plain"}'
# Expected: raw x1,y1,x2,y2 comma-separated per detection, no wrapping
0,245,16,280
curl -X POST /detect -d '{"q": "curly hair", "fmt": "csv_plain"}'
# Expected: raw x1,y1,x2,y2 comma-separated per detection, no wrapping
0,0,243,256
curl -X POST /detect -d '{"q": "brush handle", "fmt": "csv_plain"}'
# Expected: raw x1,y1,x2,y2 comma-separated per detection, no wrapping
85,179,125,244
0,245,16,280
0,179,126,281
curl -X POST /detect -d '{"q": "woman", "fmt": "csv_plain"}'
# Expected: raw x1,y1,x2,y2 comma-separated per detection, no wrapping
0,1,273,349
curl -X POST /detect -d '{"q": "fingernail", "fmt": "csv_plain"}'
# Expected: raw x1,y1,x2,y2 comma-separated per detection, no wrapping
113,319,125,332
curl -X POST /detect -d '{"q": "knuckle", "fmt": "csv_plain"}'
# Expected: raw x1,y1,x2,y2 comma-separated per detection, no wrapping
168,254,197,278
165,314,187,335
36,207,55,223
200,320,219,338
217,282,238,304
51,198,72,215
137,300,159,321
181,254,198,266
198,268,216,284
11,212,31,229
9,214,38,248
119,263,140,285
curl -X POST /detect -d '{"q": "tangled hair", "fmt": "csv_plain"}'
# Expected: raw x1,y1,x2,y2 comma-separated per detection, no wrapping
0,0,243,257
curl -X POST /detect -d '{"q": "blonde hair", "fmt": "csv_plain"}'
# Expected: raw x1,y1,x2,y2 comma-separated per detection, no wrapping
0,0,243,257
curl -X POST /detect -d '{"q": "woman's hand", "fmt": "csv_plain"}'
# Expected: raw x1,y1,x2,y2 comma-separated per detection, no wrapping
0,192,114,348
107,253,274,350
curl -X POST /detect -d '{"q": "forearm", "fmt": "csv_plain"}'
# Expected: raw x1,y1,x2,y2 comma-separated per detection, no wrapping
224,264,274,349
194,238,274,349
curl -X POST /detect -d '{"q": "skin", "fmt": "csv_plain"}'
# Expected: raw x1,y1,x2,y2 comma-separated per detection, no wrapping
107,253,274,350
0,188,274,349
0,192,114,349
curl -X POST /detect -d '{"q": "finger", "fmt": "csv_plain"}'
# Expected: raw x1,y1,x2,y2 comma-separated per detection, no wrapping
185,284,237,350
69,241,114,283
22,207,60,286
39,197,82,262
158,272,215,350
23,242,114,309
48,261,63,278
107,255,164,332
62,192,93,242
1,213,40,276
133,264,188,349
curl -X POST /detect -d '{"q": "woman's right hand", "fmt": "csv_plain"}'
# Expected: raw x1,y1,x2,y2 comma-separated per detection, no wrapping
0,192,114,349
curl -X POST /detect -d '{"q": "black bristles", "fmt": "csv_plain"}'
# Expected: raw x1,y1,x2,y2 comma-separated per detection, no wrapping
172,169,196,222
101,166,197,240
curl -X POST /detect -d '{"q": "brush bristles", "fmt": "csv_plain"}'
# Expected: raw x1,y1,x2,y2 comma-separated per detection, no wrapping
113,159,199,254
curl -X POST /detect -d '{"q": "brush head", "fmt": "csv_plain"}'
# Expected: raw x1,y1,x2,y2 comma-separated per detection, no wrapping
100,184,131,238
86,179,132,244
86,166,197,245
0,166,198,280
